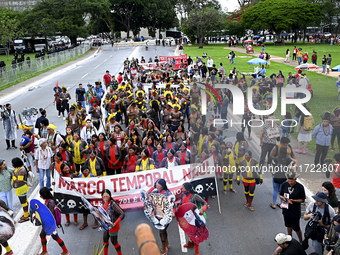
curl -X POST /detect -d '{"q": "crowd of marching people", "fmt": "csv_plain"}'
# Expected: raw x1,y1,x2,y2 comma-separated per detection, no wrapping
3,51,340,255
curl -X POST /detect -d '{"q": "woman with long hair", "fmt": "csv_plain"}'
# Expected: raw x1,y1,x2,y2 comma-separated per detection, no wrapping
147,100,160,129
322,181,339,213
179,182,210,254
101,189,125,255
105,137,122,175
59,163,78,227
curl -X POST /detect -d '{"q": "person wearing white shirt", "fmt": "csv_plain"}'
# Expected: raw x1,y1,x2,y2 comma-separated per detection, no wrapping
207,56,214,76
80,119,98,144
285,79,297,99
192,71,201,82
35,139,53,189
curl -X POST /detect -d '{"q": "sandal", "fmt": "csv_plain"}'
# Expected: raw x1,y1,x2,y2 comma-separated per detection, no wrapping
276,203,282,209
161,247,168,255
65,221,70,227
269,203,276,209
244,203,249,208
79,224,88,230
248,206,255,212
18,217,29,223
93,223,98,229
74,221,79,226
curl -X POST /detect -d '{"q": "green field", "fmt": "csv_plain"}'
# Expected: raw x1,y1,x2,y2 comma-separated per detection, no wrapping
0,53,37,66
252,43,340,65
184,44,338,155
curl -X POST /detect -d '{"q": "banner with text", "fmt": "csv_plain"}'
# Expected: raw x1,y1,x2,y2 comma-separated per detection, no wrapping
54,157,216,213
159,55,188,70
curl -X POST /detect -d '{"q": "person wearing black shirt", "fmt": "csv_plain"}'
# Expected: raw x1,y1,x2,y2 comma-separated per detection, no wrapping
279,171,306,244
274,233,306,255
210,64,218,84
201,62,207,81
187,56,193,66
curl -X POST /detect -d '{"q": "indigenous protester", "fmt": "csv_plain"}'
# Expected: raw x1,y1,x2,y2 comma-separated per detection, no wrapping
101,189,125,255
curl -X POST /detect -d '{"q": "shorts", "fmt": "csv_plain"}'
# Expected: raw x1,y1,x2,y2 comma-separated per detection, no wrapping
283,215,301,231
109,223,120,236
327,65,330,69
25,153,34,168
242,178,256,186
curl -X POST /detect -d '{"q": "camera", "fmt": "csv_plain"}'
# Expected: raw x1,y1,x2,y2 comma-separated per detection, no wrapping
312,211,322,223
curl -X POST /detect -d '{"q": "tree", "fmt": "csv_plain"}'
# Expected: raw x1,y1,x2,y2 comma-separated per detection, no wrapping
225,21,246,37
23,0,90,45
241,0,322,39
143,0,178,37
176,0,221,21
110,0,144,38
182,7,225,48
0,8,22,60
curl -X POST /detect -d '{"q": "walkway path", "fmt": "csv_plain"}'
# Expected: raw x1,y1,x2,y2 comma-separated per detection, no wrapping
224,46,339,78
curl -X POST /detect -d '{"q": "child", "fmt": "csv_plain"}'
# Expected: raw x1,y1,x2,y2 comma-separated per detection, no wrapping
216,130,226,143
20,130,34,159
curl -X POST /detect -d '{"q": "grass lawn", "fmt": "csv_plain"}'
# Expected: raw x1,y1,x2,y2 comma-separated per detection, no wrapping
252,43,340,67
0,52,37,66
184,43,339,156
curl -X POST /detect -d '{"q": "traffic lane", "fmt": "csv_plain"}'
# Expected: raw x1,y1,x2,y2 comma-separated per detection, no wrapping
2,46,136,216
45,177,314,255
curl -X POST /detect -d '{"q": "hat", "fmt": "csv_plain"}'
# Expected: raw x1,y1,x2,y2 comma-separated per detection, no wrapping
87,84,93,88
48,124,57,130
321,111,332,121
90,98,99,105
19,124,33,130
275,233,292,244
108,113,116,122
53,86,62,93
62,86,67,91
285,171,300,179
312,191,328,203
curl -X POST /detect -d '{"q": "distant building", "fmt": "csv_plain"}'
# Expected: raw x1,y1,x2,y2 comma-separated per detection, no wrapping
0,0,40,11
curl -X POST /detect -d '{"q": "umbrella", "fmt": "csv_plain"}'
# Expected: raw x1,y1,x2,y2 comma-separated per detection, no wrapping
332,65,340,71
294,63,318,70
253,35,260,39
244,40,253,43
247,58,267,65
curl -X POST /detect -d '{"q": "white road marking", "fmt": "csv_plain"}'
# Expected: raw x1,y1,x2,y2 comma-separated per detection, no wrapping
178,224,188,253
94,64,100,69
81,73,88,78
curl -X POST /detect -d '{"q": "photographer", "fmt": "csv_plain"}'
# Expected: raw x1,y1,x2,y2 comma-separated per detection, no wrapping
324,215,340,254
304,191,336,254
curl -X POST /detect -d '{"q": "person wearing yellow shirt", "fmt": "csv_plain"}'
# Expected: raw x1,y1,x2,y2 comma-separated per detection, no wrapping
136,149,155,171
297,49,303,65
83,150,106,177
236,151,263,212
68,132,88,175
11,157,30,223
223,142,237,194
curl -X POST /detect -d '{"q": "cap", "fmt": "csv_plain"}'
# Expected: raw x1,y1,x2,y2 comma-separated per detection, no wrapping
275,233,292,244
312,191,328,203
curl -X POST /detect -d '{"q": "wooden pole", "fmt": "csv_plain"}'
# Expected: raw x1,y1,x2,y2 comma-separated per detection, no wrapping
135,223,160,255
215,175,222,214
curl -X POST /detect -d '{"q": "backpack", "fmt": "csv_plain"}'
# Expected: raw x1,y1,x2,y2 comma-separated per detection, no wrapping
303,116,313,131
48,200,64,234
53,131,66,144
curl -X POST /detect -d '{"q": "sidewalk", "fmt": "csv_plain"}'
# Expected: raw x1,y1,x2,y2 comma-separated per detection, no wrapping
224,46,339,78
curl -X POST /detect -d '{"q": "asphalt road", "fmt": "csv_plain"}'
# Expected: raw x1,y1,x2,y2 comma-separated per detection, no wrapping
3,44,316,255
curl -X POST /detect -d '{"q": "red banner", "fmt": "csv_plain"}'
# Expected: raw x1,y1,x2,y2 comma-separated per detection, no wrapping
159,55,188,69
